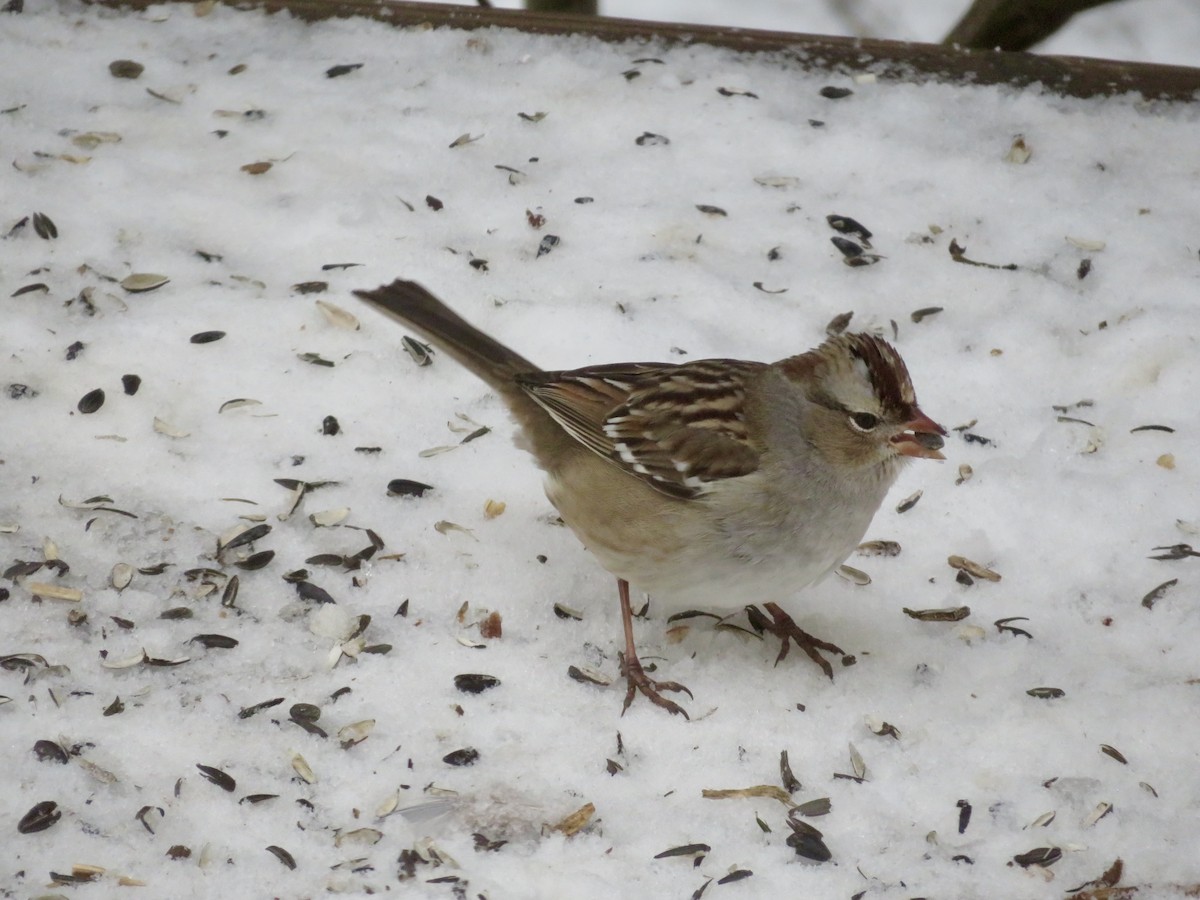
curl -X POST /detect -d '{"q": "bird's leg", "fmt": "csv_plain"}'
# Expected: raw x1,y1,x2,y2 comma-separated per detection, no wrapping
759,602,846,680
617,578,691,718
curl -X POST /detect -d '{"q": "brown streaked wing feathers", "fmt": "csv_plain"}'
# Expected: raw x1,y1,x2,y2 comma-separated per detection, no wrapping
518,360,764,499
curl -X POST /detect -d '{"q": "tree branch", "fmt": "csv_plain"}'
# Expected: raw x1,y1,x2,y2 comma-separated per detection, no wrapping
944,0,1126,51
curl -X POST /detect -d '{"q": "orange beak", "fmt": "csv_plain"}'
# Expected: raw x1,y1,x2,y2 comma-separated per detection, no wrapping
891,409,947,460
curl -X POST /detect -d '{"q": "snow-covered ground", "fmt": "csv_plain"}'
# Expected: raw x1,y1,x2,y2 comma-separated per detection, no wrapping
2,2,1199,898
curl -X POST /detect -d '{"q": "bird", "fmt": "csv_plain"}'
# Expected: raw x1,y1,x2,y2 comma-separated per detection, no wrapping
355,279,946,717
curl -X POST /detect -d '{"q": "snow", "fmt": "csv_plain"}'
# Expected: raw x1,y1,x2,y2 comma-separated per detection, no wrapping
2,1,1199,898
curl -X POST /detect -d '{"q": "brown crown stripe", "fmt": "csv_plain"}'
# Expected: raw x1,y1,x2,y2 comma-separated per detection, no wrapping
848,336,915,415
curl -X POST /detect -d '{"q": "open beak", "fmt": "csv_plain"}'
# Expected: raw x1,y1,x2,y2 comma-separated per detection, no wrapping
891,409,947,460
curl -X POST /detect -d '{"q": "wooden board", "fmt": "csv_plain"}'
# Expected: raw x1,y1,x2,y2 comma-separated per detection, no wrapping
85,0,1200,101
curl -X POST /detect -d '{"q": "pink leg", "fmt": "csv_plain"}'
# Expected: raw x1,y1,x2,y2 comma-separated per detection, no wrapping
617,578,692,718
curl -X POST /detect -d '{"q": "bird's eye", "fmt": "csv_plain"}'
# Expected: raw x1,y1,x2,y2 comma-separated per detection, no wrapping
849,411,879,432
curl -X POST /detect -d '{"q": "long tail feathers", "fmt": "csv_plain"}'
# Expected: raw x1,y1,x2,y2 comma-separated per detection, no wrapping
353,279,536,390
355,279,578,460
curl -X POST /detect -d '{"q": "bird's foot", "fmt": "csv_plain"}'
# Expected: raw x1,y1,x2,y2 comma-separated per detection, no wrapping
618,651,692,718
759,602,847,680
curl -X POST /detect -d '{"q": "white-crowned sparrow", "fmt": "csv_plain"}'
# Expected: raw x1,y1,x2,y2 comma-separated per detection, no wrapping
356,279,945,717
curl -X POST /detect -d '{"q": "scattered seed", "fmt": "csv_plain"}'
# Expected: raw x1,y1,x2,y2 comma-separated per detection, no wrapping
955,464,973,485
1027,810,1056,829
1066,235,1105,251
434,520,475,539
555,603,582,620
190,330,225,344
159,607,192,620
830,236,866,260
18,800,61,834
780,750,801,793
716,870,752,885
448,132,483,148
1141,578,1177,610
948,555,1001,582
242,161,272,175
848,743,866,780
1149,543,1200,560
120,273,169,293
29,211,57,239
994,616,1033,639
443,747,479,767
836,565,870,586
297,351,335,367
818,86,853,99
1012,847,1061,868
1131,424,1175,434
196,764,235,791
866,717,901,739
1026,687,1065,699
220,523,271,552
315,299,359,330
77,388,105,414
109,59,144,78
234,550,274,571
948,238,1018,271
1004,134,1032,164
291,752,316,783
325,62,362,78
1100,744,1128,764
33,739,69,764
537,234,560,257
153,417,189,438
568,665,611,686
785,817,832,862
103,696,125,716
857,540,900,557
895,490,922,513
238,697,284,719
338,719,375,749
454,674,500,694
1083,801,1114,827
826,214,872,246
265,845,296,870
793,798,831,817
296,581,334,604
189,634,239,649
957,799,972,834
696,204,727,217
635,132,669,146
221,574,239,609
911,306,943,323
1077,258,1092,279
657,844,710,864
309,507,349,527
145,651,190,667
